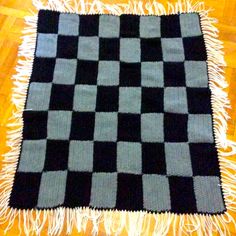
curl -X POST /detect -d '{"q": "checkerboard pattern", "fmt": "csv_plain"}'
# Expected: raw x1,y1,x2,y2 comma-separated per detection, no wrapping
9,10,226,214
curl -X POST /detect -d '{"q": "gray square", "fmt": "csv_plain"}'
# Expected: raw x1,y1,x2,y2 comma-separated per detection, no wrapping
141,62,163,87
119,87,141,113
185,61,208,87
94,112,117,141
90,173,117,208
143,175,171,211
141,113,164,142
194,176,225,213
18,140,46,173
164,87,188,113
53,59,77,84
161,38,185,62
78,36,99,61
117,142,142,174
73,85,97,111
97,61,119,85
58,13,79,36
47,111,72,140
68,141,93,172
180,13,202,37
37,171,67,208
140,16,161,38
165,143,193,176
26,82,51,110
36,33,57,58
99,15,120,37
188,114,214,143
120,38,141,62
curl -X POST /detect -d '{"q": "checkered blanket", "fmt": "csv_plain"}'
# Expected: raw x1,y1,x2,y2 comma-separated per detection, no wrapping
10,10,225,214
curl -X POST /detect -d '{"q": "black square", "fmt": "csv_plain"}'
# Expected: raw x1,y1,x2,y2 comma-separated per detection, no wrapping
164,113,188,142
31,57,56,83
23,111,47,140
76,60,98,85
141,87,163,113
93,142,117,172
64,171,92,207
142,143,166,174
116,173,143,210
190,143,220,176
164,62,185,86
187,88,212,114
9,172,41,209
161,15,181,38
96,86,118,112
183,36,207,61
79,15,99,36
120,62,141,86
169,176,197,213
44,140,69,171
57,35,78,58
70,112,95,140
99,38,119,60
120,15,140,37
118,113,141,141
141,38,162,61
49,84,74,110
37,10,59,34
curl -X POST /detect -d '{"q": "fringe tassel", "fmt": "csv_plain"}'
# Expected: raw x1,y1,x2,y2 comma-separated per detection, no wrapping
1,0,236,235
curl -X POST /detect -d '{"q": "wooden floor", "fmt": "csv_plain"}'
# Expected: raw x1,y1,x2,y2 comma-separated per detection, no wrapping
0,0,236,235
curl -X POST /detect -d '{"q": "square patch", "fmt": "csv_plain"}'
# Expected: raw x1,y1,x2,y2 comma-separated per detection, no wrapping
99,15,120,37
57,35,78,58
141,62,163,87
141,113,164,142
68,141,94,172
119,87,141,113
164,87,188,113
180,13,202,37
97,61,120,85
194,176,225,213
94,112,118,141
78,36,99,60
140,16,161,38
188,114,214,143
143,175,171,211
53,59,77,84
36,33,58,58
58,13,79,36
37,171,67,208
90,173,117,208
161,38,185,62
26,82,52,110
73,85,97,111
120,38,141,62
165,143,193,176
93,142,117,172
18,140,46,173
47,111,72,140
44,140,69,171
117,142,142,174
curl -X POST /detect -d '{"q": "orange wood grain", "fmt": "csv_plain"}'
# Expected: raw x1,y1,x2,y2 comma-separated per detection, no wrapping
0,0,236,235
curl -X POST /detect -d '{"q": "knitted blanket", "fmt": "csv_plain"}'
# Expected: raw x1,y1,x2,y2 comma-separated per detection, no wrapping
2,1,236,235
10,10,225,214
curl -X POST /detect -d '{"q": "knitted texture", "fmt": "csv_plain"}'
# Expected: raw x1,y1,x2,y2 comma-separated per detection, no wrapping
9,10,225,214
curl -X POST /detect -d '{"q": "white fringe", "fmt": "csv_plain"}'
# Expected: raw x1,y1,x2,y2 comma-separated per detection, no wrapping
1,0,236,235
